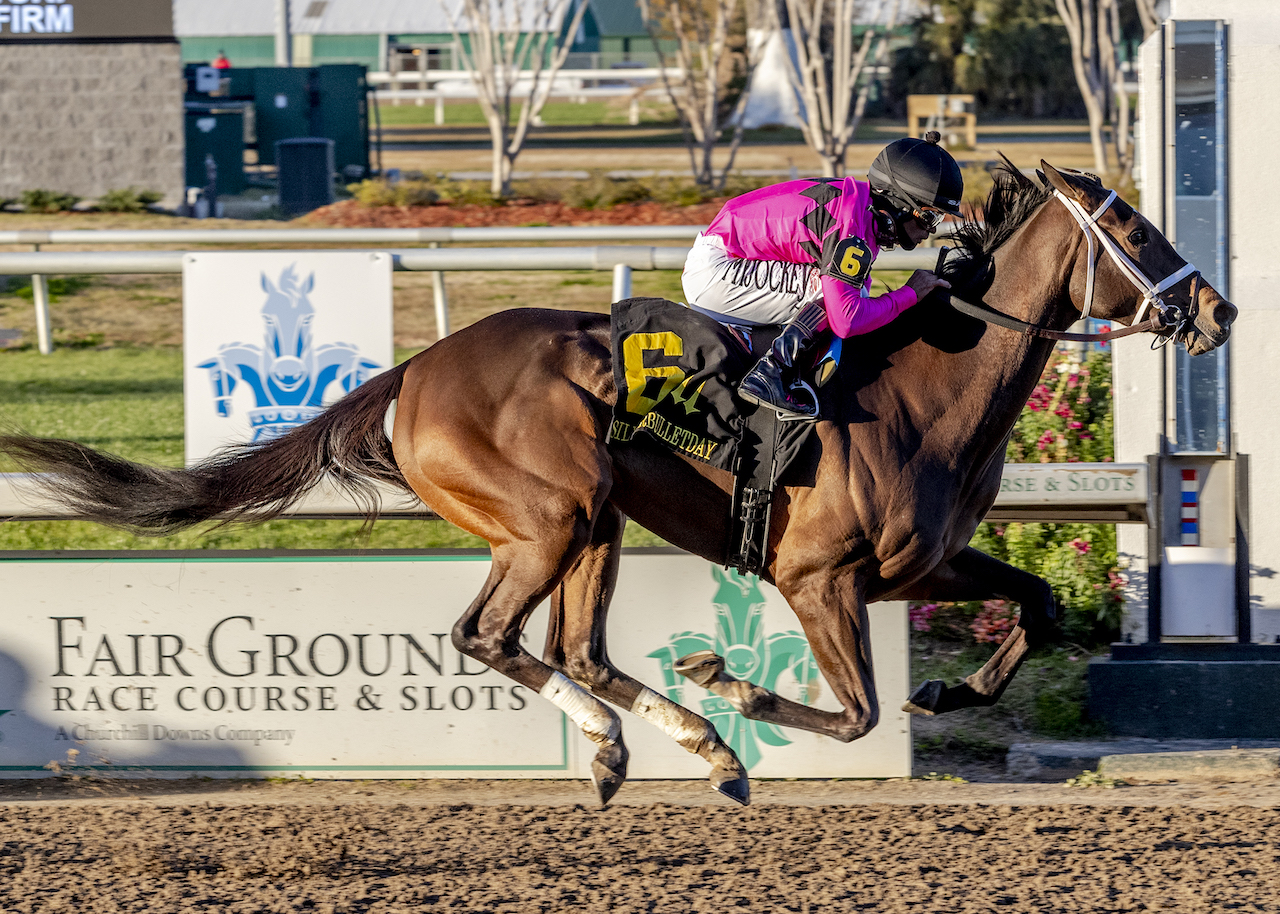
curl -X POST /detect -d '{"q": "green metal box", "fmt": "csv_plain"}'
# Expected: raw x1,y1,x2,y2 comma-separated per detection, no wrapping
251,68,313,167
314,64,370,177
184,109,247,196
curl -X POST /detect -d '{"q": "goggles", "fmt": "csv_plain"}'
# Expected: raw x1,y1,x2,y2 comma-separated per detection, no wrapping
911,207,947,232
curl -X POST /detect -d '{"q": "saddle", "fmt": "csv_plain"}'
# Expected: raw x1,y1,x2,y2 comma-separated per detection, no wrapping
607,297,829,575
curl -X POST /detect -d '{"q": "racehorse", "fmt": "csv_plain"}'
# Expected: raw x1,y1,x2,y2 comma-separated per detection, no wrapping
0,162,1235,806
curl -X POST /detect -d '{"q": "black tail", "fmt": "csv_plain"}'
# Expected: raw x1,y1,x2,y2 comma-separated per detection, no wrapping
0,362,412,534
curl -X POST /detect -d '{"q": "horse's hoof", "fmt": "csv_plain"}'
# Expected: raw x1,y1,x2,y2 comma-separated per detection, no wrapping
902,679,945,715
590,743,629,807
675,650,725,689
710,771,751,807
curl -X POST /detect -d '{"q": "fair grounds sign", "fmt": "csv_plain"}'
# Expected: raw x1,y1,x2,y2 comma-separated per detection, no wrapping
0,554,912,781
0,0,172,40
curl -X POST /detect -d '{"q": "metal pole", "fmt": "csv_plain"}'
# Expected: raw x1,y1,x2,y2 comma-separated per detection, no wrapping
429,242,450,340
32,274,52,355
1235,453,1252,643
612,264,633,302
275,0,292,67
435,92,444,126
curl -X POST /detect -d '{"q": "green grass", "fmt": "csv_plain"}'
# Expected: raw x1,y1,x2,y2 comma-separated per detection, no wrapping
0,345,670,552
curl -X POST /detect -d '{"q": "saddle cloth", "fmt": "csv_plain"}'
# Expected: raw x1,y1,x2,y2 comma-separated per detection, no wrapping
608,297,819,573
607,296,754,472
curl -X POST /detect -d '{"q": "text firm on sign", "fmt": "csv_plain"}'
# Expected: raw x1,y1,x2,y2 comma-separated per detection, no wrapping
0,2,72,34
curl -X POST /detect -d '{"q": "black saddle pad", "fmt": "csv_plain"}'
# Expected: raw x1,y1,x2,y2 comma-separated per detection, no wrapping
608,297,808,475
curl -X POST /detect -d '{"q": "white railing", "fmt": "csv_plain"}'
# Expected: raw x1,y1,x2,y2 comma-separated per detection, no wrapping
0,463,1150,524
0,226,705,246
367,68,680,123
0,243,938,354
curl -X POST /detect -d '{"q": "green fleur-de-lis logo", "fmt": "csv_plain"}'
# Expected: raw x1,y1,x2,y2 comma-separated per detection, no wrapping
647,567,820,771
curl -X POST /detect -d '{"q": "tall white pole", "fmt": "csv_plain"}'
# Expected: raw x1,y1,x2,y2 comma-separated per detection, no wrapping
275,0,292,67
32,273,52,355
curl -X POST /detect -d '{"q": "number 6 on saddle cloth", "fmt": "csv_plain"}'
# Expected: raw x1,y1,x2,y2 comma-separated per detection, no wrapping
607,296,842,574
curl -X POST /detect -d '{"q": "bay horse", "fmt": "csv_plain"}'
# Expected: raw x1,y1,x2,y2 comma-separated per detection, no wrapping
0,162,1235,806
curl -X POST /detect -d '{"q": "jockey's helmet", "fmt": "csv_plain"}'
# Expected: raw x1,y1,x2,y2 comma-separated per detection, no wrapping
868,131,963,217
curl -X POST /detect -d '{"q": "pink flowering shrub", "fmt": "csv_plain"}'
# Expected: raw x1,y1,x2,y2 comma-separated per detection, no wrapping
909,603,940,632
912,351,1125,649
970,599,1019,644
1007,351,1113,464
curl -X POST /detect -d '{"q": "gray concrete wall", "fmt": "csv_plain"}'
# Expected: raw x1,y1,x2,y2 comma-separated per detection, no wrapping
0,42,184,205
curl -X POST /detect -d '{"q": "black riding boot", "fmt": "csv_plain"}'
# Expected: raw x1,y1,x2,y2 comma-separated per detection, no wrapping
737,300,825,420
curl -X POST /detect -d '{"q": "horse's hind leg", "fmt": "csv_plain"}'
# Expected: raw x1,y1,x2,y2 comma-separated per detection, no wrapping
896,546,1056,715
451,539,630,806
543,504,751,806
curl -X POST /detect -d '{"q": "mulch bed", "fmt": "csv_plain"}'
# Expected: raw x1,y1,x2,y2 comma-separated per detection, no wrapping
299,199,725,228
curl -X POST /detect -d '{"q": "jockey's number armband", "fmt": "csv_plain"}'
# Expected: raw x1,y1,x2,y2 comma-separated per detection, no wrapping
825,235,874,286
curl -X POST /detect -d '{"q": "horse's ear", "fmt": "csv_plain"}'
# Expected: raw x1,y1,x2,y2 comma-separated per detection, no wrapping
260,273,275,294
1040,160,1104,208
997,152,1032,189
1040,161,1079,199
303,273,315,294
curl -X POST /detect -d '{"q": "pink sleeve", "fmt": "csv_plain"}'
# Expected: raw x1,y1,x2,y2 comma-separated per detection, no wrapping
820,276,919,338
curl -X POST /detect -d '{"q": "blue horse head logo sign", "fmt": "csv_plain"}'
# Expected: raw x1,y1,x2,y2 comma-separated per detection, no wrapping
196,265,383,442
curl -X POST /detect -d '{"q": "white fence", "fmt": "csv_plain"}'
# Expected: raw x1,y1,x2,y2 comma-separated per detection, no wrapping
368,68,678,124
0,463,1150,524
0,232,939,354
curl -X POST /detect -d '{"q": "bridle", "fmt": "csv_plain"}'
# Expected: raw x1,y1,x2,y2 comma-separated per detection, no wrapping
941,186,1202,346
1052,187,1200,346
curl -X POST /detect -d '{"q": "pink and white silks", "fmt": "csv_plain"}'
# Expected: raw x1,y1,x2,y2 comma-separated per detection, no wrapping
681,177,919,338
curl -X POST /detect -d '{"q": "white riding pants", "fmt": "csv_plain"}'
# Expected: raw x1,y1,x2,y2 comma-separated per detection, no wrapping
681,233,821,326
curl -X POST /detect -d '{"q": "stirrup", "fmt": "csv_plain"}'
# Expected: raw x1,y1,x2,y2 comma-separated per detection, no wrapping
772,381,818,420
738,378,818,420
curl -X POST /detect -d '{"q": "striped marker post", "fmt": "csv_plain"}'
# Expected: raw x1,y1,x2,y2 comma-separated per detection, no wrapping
1181,468,1199,545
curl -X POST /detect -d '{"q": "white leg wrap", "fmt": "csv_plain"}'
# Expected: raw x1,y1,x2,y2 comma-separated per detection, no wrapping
630,687,715,751
383,399,398,442
540,672,620,744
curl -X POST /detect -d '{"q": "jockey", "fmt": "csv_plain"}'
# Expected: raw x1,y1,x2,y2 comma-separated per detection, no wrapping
682,131,963,419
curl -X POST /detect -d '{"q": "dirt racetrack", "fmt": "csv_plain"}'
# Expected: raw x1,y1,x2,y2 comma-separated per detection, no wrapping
3,779,1280,913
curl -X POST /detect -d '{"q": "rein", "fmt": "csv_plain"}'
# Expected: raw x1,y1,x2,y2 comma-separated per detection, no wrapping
936,186,1201,345
944,292,1167,342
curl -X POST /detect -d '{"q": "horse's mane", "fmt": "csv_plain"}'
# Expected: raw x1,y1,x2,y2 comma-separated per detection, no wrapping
938,157,1053,298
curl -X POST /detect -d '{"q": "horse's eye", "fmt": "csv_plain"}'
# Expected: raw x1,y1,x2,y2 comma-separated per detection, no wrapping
1128,228,1148,246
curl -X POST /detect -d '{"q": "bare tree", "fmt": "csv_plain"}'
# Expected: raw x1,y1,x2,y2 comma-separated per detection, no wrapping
1134,0,1163,38
776,0,900,178
639,0,768,189
443,0,590,196
1054,0,1133,175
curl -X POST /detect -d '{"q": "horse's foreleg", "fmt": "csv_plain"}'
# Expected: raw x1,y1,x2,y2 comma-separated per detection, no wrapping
677,569,880,743
895,545,1055,715
543,505,750,806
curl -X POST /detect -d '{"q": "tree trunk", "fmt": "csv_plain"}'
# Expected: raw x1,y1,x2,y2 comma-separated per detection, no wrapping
1055,0,1110,174
640,0,764,190
444,0,589,197
779,0,899,182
